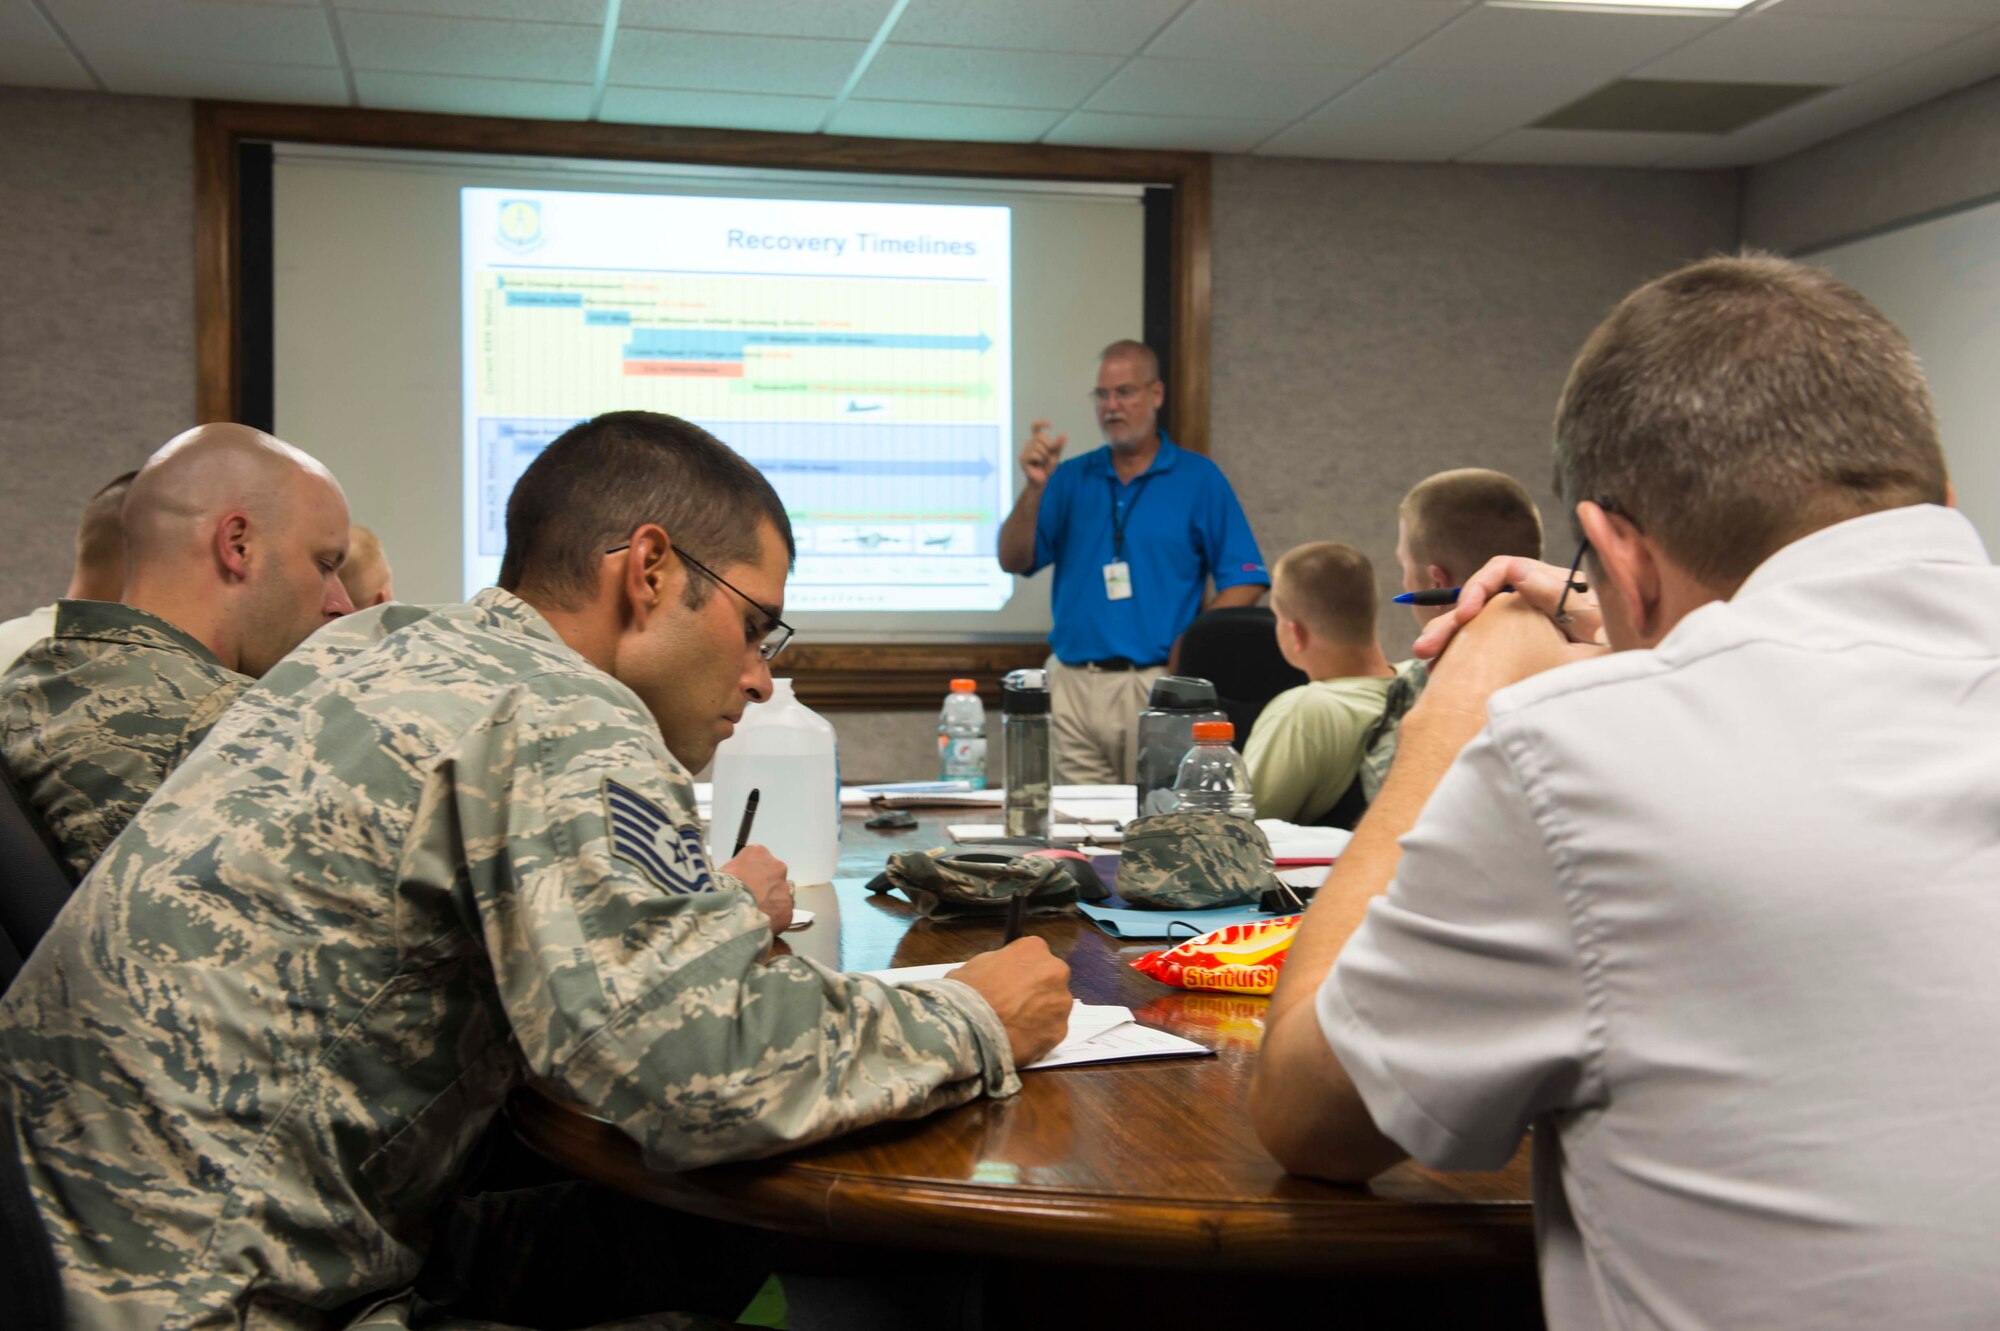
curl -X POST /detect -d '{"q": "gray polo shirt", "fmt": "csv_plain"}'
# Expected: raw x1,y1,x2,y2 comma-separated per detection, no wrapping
1321,504,2000,1329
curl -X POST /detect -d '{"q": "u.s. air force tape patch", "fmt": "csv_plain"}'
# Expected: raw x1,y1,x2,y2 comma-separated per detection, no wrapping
604,779,714,896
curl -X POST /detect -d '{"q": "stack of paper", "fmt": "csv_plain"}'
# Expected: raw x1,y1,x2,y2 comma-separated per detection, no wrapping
1256,820,1354,860
862,964,1211,1068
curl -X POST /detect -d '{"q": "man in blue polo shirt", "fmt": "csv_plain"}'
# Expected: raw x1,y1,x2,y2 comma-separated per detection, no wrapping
998,340,1267,783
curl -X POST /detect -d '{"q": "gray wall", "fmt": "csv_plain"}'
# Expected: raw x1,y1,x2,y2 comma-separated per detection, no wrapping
0,88,194,616
1744,74,2000,257
1211,155,1739,659
0,86,1739,779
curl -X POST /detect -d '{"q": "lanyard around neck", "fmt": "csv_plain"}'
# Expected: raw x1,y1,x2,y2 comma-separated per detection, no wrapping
1109,469,1154,561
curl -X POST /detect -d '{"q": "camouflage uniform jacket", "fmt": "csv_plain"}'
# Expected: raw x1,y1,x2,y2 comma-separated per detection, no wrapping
0,598,251,880
0,589,1018,1331
1357,657,1429,802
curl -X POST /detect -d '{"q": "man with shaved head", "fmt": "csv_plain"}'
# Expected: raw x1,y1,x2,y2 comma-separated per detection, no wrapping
0,469,136,674
0,423,353,877
339,524,396,608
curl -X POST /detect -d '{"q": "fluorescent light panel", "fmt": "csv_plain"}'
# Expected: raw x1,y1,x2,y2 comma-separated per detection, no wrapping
1495,0,1760,11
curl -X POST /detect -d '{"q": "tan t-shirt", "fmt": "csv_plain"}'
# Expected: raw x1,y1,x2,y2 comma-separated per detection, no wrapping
1243,674,1393,824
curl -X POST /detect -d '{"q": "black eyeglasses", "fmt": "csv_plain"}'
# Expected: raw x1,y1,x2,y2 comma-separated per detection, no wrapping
1554,535,1590,628
603,541,794,662
1554,499,1630,629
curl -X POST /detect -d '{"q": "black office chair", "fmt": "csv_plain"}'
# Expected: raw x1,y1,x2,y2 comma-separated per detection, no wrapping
1171,606,1307,741
0,754,76,993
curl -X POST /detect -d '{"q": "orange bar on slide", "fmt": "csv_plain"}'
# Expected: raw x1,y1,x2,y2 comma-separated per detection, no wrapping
623,360,744,377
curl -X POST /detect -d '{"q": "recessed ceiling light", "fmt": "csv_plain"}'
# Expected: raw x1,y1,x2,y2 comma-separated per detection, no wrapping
1495,0,1762,11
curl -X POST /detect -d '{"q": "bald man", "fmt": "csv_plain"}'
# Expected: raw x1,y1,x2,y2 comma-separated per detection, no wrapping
0,424,354,879
0,470,136,674
339,524,395,608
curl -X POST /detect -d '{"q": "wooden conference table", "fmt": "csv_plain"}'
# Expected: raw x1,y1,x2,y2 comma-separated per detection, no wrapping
509,810,1535,1306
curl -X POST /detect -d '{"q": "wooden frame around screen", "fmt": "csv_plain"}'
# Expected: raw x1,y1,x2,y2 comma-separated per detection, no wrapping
193,102,1212,709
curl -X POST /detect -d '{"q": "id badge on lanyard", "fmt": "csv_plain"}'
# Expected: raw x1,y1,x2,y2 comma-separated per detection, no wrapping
1105,473,1150,603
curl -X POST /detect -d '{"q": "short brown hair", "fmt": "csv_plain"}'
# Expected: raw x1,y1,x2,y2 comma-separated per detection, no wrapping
1555,253,1946,586
77,470,136,573
499,411,794,610
1400,469,1543,582
1272,542,1379,645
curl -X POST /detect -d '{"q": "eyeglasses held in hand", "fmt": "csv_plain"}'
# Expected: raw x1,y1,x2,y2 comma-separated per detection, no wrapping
603,541,794,661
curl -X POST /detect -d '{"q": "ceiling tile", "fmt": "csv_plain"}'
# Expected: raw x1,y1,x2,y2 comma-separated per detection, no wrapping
1084,57,1371,120
827,100,1067,141
1397,6,1723,77
90,52,349,102
891,0,1185,55
1658,22,2000,167
1637,12,1982,86
1149,0,1471,66
621,0,893,40
608,29,866,96
353,70,593,119
1044,110,1291,153
0,48,94,90
1458,127,1716,167
1256,66,1604,161
333,0,603,20
40,0,338,66
597,85,833,132
338,11,601,80
0,1,93,89
855,43,1122,109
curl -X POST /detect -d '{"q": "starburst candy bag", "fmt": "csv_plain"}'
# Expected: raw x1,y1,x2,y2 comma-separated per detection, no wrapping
1130,914,1303,995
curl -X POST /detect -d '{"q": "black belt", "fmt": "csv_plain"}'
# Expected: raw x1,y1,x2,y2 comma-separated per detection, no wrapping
1068,657,1165,672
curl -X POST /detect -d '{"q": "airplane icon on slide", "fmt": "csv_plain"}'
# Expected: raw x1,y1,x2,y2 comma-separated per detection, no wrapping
841,396,890,414
846,403,884,413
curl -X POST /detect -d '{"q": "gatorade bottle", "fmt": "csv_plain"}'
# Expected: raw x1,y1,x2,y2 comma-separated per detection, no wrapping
710,678,841,885
1170,720,1256,819
938,678,987,786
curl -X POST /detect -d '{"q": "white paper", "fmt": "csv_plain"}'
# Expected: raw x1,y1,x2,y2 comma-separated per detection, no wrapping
860,965,1210,1069
1255,820,1355,860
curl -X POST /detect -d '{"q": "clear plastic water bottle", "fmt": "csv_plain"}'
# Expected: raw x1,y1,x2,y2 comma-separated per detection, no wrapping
1170,720,1256,818
711,678,841,885
1136,676,1228,816
938,678,987,786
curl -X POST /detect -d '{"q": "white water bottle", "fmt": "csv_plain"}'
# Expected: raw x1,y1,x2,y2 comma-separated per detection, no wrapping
1170,720,1256,818
938,678,987,785
710,679,840,885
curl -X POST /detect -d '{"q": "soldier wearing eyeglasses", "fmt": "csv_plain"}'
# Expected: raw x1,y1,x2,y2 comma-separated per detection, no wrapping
998,340,1268,784
0,410,1072,1331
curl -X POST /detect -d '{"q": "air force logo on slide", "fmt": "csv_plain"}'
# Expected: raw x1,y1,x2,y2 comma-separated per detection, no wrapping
497,198,545,254
604,779,713,896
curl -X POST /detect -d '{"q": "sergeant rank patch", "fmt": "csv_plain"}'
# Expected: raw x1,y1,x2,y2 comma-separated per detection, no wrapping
604,779,714,895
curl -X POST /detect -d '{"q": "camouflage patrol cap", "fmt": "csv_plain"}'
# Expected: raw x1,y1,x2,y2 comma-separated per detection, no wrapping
1116,810,1280,910
871,844,1077,920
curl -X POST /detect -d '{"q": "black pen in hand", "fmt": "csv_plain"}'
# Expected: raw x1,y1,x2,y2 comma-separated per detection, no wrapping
1001,888,1029,946
731,787,761,858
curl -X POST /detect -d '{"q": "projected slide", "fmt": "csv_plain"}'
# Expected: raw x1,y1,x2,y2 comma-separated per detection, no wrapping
461,187,1013,610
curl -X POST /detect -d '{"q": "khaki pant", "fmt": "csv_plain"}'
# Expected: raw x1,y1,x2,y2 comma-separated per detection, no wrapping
1048,655,1167,785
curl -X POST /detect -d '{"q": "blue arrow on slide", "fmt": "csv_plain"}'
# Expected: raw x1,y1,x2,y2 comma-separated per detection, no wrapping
746,457,995,477
624,329,992,359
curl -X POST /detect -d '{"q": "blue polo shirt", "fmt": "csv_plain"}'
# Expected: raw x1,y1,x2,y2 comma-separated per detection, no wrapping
1028,433,1268,665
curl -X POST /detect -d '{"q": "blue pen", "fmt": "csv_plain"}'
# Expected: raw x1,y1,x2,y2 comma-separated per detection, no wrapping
1394,580,1566,607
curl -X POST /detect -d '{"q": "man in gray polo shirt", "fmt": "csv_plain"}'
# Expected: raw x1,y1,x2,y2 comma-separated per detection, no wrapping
1252,255,2000,1329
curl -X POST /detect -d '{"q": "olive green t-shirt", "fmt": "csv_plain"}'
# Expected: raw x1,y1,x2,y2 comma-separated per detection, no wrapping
1244,674,1395,825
